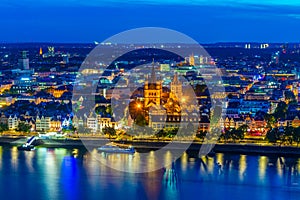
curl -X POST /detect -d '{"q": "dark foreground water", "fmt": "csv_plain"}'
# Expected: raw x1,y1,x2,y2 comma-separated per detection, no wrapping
0,145,300,200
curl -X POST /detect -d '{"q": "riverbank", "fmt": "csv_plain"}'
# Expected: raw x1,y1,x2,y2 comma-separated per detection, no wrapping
1,136,300,156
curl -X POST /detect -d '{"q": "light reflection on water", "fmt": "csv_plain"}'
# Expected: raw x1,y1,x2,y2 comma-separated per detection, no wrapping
0,145,299,200
11,146,18,170
0,146,2,170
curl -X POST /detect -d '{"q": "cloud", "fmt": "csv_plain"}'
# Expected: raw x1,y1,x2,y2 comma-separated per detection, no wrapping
287,14,300,19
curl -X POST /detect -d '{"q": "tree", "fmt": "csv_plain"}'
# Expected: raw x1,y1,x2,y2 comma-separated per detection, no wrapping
0,123,8,133
135,113,147,127
154,128,178,139
103,127,116,139
165,128,178,138
16,122,32,134
95,105,112,117
231,128,244,142
196,131,207,142
238,125,248,134
274,101,287,120
293,127,300,147
220,128,244,143
266,128,279,144
95,105,107,115
62,124,76,134
155,129,165,140
106,105,112,116
284,91,296,104
283,126,294,145
222,129,231,143
264,114,276,128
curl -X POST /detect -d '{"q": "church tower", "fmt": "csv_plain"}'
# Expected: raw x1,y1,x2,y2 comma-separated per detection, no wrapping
144,60,162,108
170,73,183,99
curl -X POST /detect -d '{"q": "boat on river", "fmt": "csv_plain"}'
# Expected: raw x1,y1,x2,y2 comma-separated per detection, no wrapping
98,142,135,154
17,143,35,151
17,136,36,151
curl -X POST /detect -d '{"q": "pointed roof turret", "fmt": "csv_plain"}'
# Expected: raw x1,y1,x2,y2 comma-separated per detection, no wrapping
150,58,156,83
172,73,181,84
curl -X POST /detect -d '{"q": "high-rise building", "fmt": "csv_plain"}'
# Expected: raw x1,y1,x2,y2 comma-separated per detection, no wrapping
260,44,269,49
18,51,29,70
48,46,55,57
62,54,69,64
245,44,251,49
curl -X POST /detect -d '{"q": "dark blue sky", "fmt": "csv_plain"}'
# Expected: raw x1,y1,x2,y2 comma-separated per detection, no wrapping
1,0,300,43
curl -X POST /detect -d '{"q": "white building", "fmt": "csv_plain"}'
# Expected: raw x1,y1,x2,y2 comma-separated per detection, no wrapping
86,112,98,133
8,115,18,130
72,115,84,129
62,117,72,128
36,116,51,131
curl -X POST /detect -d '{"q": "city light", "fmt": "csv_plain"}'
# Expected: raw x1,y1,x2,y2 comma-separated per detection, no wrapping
0,1,300,197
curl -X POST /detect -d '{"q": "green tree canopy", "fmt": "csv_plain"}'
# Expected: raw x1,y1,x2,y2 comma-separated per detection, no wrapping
0,123,8,133
16,122,32,133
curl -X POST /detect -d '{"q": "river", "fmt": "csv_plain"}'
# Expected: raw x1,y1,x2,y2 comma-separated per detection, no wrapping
0,145,299,200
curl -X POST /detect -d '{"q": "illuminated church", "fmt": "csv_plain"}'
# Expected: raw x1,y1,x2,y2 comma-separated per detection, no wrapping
140,62,199,130
144,63,162,108
143,62,183,114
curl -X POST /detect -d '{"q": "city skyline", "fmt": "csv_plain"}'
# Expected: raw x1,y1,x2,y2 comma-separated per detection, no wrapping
1,1,300,199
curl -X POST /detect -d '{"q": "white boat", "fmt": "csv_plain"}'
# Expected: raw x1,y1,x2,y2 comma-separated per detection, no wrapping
18,143,35,151
18,136,36,151
98,143,135,154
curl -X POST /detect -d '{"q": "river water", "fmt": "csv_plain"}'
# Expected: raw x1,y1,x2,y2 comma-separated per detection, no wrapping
0,145,299,200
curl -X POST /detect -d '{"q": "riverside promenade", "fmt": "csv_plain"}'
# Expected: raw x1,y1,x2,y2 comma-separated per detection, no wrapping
1,135,300,156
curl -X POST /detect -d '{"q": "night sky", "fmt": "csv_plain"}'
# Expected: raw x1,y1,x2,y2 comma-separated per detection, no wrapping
1,0,300,43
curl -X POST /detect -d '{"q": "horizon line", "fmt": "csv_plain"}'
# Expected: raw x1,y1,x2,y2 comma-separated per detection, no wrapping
0,41,298,45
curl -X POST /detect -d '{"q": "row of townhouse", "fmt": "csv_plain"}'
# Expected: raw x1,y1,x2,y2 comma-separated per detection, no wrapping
198,115,300,134
3,113,117,133
73,112,117,133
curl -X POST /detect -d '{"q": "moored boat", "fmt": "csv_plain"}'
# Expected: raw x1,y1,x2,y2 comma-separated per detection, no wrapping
17,136,36,151
17,143,35,151
98,143,135,154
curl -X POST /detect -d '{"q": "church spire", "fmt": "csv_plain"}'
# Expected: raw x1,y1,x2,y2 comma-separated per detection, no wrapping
150,58,156,83
173,72,179,84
